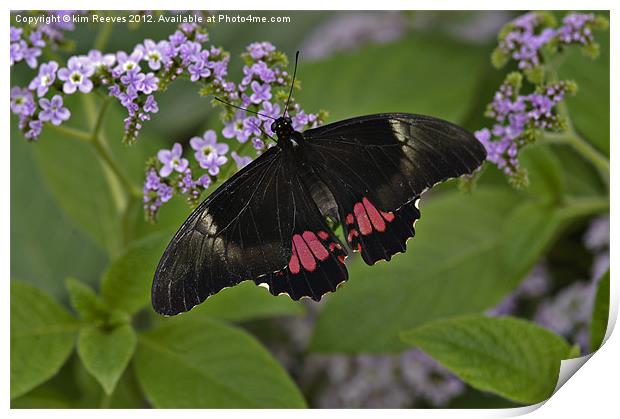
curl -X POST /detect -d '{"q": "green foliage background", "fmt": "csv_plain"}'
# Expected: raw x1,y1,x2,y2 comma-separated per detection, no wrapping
10,11,610,408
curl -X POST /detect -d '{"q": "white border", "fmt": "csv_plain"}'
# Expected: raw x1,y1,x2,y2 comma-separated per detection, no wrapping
3,2,617,418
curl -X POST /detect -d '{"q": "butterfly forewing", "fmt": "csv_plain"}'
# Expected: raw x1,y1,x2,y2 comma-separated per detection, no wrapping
152,147,297,315
302,113,486,265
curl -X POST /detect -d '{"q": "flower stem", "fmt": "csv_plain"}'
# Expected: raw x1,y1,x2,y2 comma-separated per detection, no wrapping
49,124,91,142
94,19,113,51
560,196,609,220
563,130,610,182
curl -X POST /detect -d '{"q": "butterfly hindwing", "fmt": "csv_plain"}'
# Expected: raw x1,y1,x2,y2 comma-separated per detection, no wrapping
152,147,350,315
303,113,486,265
255,174,348,301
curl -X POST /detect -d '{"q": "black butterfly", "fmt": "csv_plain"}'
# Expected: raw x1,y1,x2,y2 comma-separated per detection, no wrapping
152,53,486,316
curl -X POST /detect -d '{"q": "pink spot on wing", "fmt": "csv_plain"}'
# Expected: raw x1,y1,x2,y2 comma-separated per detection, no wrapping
354,202,372,235
318,230,329,240
381,210,395,222
347,229,359,243
303,231,329,261
288,241,300,274
362,198,386,232
345,214,354,225
293,234,317,272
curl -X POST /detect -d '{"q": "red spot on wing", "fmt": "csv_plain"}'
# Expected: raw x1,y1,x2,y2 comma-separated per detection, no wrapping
293,234,317,272
345,213,354,225
318,230,329,240
347,229,359,243
381,210,395,222
354,202,372,235
288,242,300,274
362,197,386,232
303,231,329,261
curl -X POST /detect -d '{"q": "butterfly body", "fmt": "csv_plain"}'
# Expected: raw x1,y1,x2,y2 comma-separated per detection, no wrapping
152,113,486,315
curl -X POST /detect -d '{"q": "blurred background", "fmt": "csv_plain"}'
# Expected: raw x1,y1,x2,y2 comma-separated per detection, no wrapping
11,11,609,408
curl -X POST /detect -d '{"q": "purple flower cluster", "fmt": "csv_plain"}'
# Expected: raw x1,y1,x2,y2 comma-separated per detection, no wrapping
556,13,597,46
10,22,224,143
496,12,556,71
10,11,79,68
104,23,227,143
143,43,326,221
143,140,214,220
216,42,322,151
475,73,575,179
493,12,608,80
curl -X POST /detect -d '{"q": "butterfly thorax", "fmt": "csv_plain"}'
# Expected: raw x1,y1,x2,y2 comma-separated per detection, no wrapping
272,117,303,149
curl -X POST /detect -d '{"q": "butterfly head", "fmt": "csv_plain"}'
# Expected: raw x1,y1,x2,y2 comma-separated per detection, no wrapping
271,117,294,140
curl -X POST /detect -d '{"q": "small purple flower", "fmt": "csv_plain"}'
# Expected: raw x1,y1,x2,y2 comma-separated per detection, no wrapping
21,44,42,69
115,50,143,73
137,39,169,70
243,116,262,137
138,73,159,94
260,101,281,121
198,151,228,176
10,41,24,65
190,130,228,162
29,31,46,48
87,50,116,69
144,168,161,190
157,182,174,202
120,67,145,90
188,61,211,82
58,57,95,94
196,174,211,189
143,95,159,113
10,26,23,42
168,30,187,48
223,113,251,143
157,143,189,177
252,61,276,83
247,41,275,60
25,119,43,140
38,95,71,125
557,13,595,45
250,81,272,104
29,61,59,97
10,87,34,115
231,152,253,170
252,137,265,150
179,41,201,64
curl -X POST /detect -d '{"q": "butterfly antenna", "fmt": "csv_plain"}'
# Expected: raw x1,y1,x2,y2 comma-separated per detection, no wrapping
247,119,278,144
213,97,276,121
283,50,300,117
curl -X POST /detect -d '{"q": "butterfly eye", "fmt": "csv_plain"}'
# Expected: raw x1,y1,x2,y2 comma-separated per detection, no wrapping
270,121,278,132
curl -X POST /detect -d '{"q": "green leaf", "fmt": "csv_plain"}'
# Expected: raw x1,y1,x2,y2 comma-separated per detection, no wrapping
100,231,171,315
134,317,306,408
590,270,610,352
297,34,486,124
77,324,137,395
311,188,564,353
498,201,562,274
519,143,565,201
11,354,145,408
10,119,107,301
401,315,572,404
186,281,304,322
11,281,79,399
32,96,122,256
558,27,609,156
65,277,108,323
